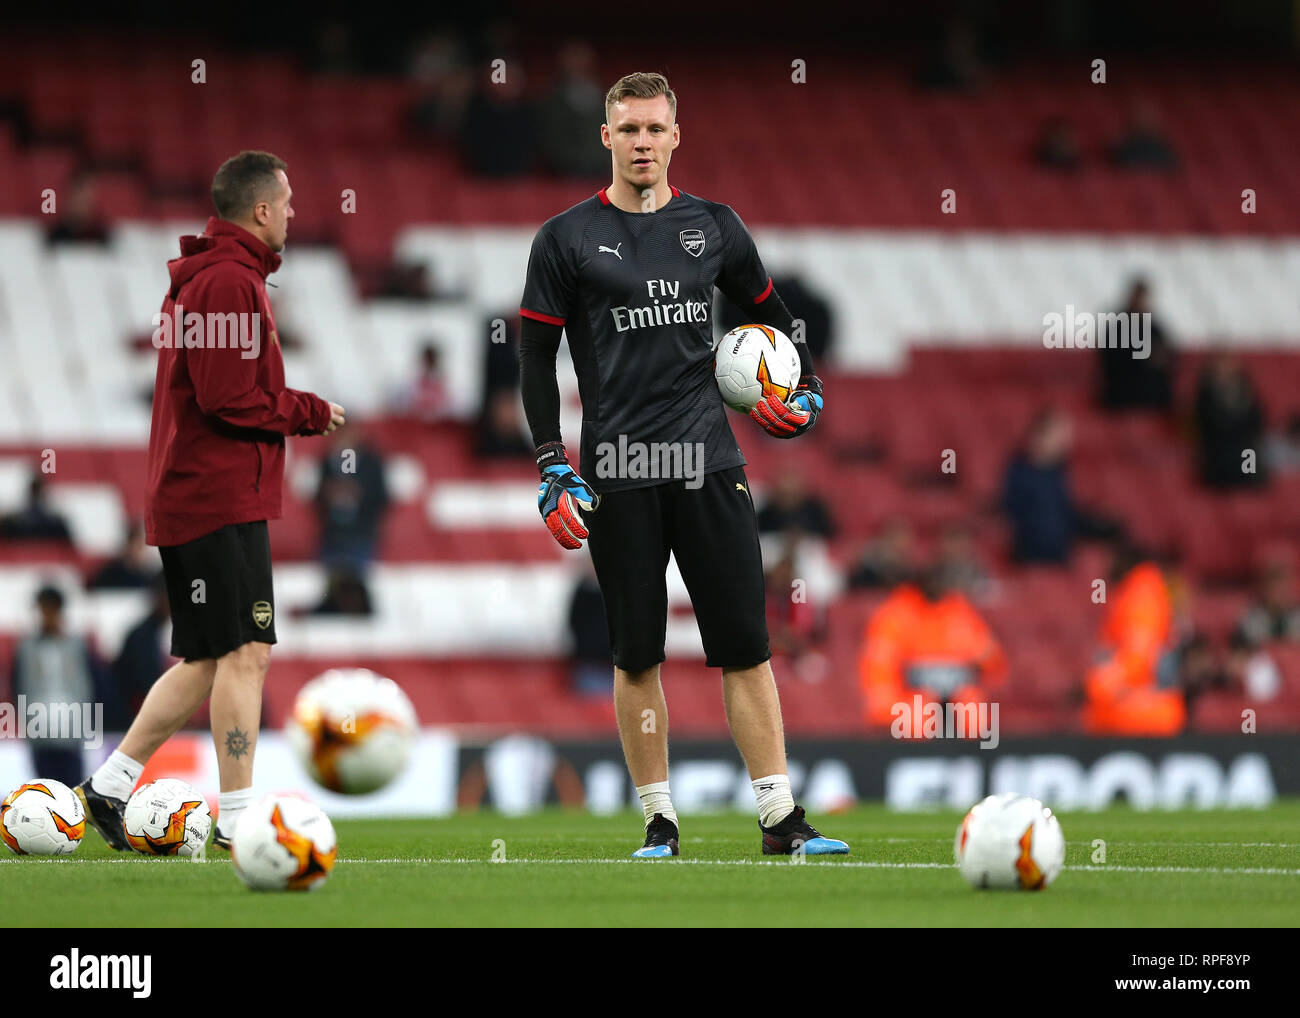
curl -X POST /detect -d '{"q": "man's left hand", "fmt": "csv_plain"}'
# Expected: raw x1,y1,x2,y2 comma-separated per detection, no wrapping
750,374,823,439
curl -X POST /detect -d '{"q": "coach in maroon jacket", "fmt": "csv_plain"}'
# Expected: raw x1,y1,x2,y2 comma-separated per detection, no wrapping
74,151,344,853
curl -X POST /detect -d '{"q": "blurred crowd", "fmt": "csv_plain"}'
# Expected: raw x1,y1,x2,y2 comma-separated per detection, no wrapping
912,16,1184,176
405,34,609,180
737,276,1299,736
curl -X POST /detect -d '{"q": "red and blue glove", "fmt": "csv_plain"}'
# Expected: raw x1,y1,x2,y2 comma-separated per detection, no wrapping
535,441,600,550
750,373,823,439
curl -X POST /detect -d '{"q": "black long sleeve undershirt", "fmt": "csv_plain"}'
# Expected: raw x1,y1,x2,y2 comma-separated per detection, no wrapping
517,287,816,452
518,315,564,448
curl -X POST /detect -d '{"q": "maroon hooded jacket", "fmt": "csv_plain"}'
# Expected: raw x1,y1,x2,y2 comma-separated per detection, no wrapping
146,217,332,547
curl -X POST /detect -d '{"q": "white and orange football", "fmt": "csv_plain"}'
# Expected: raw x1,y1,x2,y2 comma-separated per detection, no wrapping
123,778,211,856
713,323,801,412
954,793,1066,890
231,794,337,892
286,669,417,795
1,779,85,855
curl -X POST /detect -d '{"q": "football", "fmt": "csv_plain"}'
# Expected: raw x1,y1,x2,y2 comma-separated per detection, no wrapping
954,793,1066,890
122,778,212,856
286,668,418,794
713,323,802,412
0,779,85,856
230,794,338,892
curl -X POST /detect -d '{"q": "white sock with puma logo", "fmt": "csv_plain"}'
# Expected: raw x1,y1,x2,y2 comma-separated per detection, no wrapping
90,750,143,802
752,774,795,828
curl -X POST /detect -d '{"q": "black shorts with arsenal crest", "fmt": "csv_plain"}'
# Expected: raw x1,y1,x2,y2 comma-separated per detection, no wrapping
159,521,277,661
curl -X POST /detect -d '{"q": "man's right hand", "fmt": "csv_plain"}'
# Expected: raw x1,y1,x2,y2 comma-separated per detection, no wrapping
535,441,599,550
322,402,346,435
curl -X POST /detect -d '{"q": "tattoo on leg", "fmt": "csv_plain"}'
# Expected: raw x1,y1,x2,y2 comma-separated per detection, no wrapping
225,727,251,760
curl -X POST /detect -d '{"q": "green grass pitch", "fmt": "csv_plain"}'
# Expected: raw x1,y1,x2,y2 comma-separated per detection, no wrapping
3,802,1298,927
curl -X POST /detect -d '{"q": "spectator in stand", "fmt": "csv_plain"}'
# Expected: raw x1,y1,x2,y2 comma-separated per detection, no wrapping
377,260,434,300
1084,543,1186,735
914,18,988,91
934,521,992,602
1264,412,1300,476
1224,556,1298,703
307,566,374,617
0,476,73,543
755,470,835,540
1174,632,1233,706
394,342,451,425
538,42,609,178
10,586,115,785
1234,557,1300,649
460,72,538,177
858,562,1006,728
314,420,390,571
406,30,473,141
1109,99,1180,171
111,573,172,719
1194,354,1267,489
309,20,358,75
46,172,109,245
765,539,828,683
568,559,613,697
477,390,533,459
847,516,917,590
1002,407,1117,564
1035,117,1083,171
1097,275,1177,412
87,520,159,591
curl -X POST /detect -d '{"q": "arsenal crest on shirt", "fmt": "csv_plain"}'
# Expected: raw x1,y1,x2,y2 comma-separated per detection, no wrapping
679,229,706,257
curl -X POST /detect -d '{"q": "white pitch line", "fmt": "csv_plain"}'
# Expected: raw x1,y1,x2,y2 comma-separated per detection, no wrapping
401,859,1300,874
4,858,1298,875
1080,841,1300,848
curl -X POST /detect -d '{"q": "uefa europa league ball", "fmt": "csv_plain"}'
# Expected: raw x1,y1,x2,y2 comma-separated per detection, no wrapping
286,669,417,794
713,324,801,413
1,779,85,855
231,794,337,892
123,778,212,856
954,793,1065,890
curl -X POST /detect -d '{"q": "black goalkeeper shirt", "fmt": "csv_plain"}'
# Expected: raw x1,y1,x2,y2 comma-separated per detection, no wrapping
519,186,798,493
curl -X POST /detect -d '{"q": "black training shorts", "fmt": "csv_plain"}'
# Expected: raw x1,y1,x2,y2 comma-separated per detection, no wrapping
582,464,771,671
159,520,277,662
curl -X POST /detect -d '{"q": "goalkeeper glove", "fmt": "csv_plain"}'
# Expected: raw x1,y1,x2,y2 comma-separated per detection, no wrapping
535,441,600,550
750,373,823,439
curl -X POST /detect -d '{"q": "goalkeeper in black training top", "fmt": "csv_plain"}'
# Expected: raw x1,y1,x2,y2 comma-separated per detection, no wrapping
518,71,846,858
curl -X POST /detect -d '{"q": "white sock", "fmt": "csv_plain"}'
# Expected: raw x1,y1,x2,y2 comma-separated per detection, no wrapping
90,750,144,802
216,788,254,839
636,781,677,830
752,774,796,829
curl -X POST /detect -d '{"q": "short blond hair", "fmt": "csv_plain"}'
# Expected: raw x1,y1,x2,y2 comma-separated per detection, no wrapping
605,72,677,124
